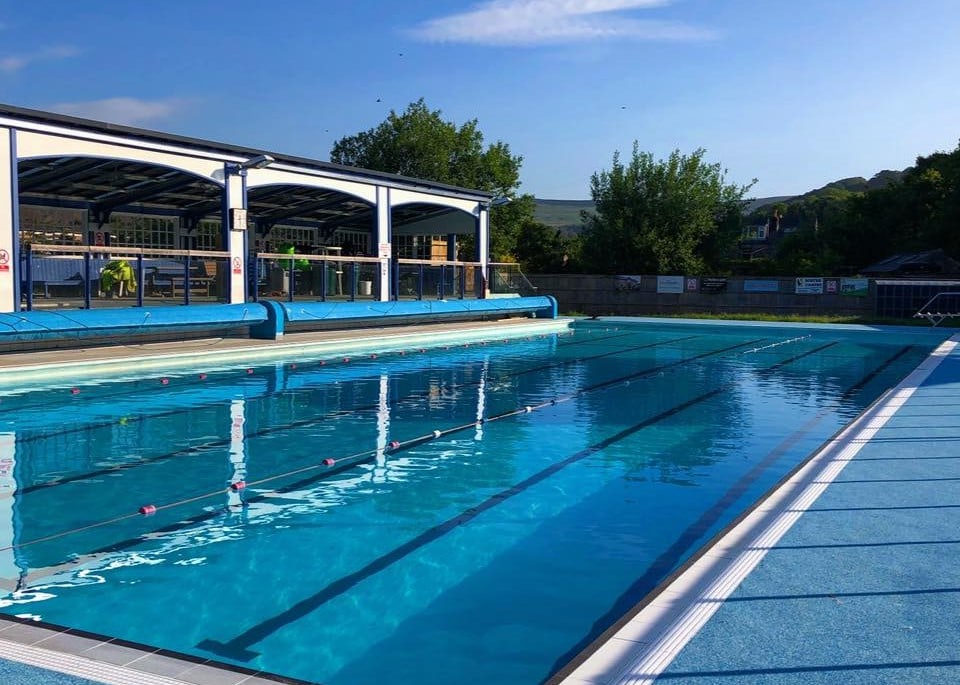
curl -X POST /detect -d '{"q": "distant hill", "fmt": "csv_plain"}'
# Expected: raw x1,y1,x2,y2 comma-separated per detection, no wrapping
534,199,594,234
536,168,907,231
744,169,906,216
745,196,793,213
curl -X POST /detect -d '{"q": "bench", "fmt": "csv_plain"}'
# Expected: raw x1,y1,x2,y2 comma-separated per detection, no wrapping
21,257,109,298
147,263,215,297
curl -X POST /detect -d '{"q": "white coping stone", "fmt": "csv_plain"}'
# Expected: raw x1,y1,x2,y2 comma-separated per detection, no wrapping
0,319,572,385
0,633,218,685
559,334,960,685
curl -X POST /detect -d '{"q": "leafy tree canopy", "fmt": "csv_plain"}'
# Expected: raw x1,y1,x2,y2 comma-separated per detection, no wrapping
330,99,532,260
579,144,754,274
758,140,960,275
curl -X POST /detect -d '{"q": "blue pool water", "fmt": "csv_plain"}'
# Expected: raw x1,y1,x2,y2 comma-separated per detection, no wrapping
0,320,948,684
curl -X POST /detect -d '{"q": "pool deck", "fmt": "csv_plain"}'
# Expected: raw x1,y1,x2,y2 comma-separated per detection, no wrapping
556,332,960,685
3,322,960,684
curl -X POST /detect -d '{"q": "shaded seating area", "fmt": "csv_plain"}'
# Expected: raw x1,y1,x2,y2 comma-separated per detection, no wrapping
20,255,222,304
146,260,216,297
20,256,110,298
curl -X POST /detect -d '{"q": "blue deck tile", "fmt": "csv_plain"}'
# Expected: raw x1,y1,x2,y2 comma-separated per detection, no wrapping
657,340,960,684
0,658,100,684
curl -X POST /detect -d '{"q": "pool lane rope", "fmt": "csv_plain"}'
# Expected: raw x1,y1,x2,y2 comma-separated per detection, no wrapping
10,330,693,481
0,336,770,556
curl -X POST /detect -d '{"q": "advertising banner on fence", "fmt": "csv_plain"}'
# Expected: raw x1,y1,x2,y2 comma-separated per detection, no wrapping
700,277,728,293
795,277,824,294
743,279,779,293
840,278,869,296
657,275,684,293
614,275,642,291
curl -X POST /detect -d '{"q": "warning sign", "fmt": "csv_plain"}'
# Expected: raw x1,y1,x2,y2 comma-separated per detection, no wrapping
0,249,8,272
232,256,243,274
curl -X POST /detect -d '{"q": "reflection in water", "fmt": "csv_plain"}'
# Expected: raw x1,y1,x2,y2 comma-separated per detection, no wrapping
0,324,942,685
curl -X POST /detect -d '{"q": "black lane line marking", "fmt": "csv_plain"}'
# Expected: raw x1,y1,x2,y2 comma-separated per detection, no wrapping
545,344,915,682
78,338,763,563
197,337,813,660
4,336,740,565
10,338,767,623
196,389,730,660
12,335,702,496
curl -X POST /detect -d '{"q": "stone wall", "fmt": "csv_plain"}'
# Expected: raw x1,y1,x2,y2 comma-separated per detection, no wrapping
526,274,879,317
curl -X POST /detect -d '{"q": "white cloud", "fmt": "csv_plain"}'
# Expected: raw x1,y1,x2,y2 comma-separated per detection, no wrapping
0,45,79,73
50,97,188,125
409,0,714,46
0,56,26,73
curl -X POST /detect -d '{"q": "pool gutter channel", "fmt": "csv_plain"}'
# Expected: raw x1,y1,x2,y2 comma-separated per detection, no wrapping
0,319,573,385
550,334,960,685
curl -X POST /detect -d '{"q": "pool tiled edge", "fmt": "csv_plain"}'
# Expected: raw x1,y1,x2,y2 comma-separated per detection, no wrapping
553,334,960,685
0,615,311,685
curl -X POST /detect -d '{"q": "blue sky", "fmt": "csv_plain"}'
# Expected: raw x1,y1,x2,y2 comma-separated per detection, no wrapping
1,0,958,199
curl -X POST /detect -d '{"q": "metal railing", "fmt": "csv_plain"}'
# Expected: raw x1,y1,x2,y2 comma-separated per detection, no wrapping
393,259,482,300
20,244,231,311
253,252,385,303
913,291,960,326
488,262,538,296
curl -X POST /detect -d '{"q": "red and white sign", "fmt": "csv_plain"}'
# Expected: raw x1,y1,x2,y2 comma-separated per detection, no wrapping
232,257,243,274
0,249,8,272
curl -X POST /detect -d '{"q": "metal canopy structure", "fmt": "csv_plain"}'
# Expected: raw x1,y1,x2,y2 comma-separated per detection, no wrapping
18,157,223,223
0,102,495,309
18,157,478,238
246,184,373,235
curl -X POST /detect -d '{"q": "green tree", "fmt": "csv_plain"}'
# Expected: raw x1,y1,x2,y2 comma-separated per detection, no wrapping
824,140,960,271
330,98,532,260
580,144,754,274
515,219,572,273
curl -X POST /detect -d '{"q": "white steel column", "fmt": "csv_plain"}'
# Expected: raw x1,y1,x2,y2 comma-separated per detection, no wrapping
224,166,247,304
375,186,391,302
0,129,17,312
476,204,490,298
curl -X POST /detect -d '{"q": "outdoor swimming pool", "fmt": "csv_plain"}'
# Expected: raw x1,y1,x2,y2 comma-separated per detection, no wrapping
0,319,949,685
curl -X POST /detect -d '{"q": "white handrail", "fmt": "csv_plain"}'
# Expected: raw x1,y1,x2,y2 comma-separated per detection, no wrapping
257,252,382,265
913,291,960,326
25,244,231,258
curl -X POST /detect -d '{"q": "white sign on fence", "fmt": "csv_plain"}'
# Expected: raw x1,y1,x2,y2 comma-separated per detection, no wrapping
795,277,824,294
657,275,684,294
